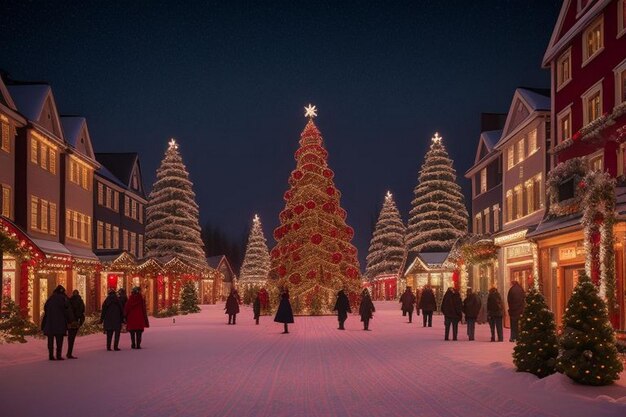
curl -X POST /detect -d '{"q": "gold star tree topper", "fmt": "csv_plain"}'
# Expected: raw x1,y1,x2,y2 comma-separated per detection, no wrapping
168,138,178,150
304,104,318,119
432,132,442,144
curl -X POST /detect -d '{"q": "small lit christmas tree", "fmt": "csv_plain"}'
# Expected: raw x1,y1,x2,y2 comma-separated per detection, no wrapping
179,281,200,314
145,139,208,270
239,214,271,290
406,133,468,253
556,272,623,385
513,287,558,378
269,105,361,314
364,191,406,280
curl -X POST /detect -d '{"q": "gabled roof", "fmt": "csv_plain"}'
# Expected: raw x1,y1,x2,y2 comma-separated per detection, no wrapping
495,88,550,149
95,152,145,197
481,130,501,151
404,251,451,275
207,255,237,282
6,84,49,121
95,164,127,189
0,76,18,111
465,130,503,177
61,116,97,162
542,0,610,67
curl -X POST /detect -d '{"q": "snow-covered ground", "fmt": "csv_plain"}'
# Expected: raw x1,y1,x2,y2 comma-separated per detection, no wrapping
0,301,625,417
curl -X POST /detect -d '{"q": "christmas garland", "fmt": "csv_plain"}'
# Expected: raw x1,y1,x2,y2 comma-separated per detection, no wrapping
546,158,587,217
553,102,626,154
460,240,498,266
580,171,618,317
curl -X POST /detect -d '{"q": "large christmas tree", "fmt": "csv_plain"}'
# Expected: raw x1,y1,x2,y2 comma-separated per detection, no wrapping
145,139,208,270
269,105,361,314
406,133,468,253
239,214,271,287
556,272,623,386
513,287,559,378
364,191,406,280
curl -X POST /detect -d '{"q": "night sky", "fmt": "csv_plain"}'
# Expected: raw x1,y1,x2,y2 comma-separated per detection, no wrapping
1,0,562,266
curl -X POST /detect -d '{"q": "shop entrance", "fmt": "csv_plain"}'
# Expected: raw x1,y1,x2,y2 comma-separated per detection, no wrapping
556,264,585,325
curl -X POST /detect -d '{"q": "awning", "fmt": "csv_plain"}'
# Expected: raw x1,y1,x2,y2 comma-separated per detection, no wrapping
65,244,99,261
30,238,72,257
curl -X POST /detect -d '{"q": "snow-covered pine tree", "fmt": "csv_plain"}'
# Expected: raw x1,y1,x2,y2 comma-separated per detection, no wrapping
406,133,468,253
239,214,271,288
364,191,406,280
145,139,208,270
179,281,201,314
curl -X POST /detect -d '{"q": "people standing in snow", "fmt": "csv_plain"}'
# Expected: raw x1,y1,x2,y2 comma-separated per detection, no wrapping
418,285,436,327
462,287,481,341
507,280,526,342
333,289,351,330
125,286,150,349
66,290,85,359
42,285,72,361
274,288,294,334
100,288,124,351
477,290,488,324
441,287,462,341
225,289,241,325
399,287,416,323
359,289,375,331
487,287,504,342
253,291,261,325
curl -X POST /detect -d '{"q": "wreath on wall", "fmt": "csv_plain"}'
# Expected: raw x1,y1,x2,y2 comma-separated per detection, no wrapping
546,157,588,217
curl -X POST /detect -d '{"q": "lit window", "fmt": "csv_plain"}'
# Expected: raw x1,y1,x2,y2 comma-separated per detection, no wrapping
130,232,136,256
106,188,112,209
517,137,525,163
557,49,571,89
474,214,482,235
105,223,112,248
41,200,48,232
30,138,38,164
138,235,144,258
1,185,11,218
131,200,137,220
480,168,487,193
113,226,119,249
619,0,626,36
30,196,38,231
97,221,104,249
492,204,500,232
506,190,513,223
622,70,626,103
124,196,129,216
589,152,603,172
49,203,56,234
583,16,603,64
507,147,514,170
49,149,56,174
98,183,104,205
483,208,490,234
1,118,9,152
528,129,538,154
586,91,602,123
113,191,119,212
123,230,129,250
615,61,626,106
558,109,572,143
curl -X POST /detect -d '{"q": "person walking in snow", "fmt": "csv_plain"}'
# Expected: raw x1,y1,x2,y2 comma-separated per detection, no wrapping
418,285,436,327
462,287,481,341
487,287,504,342
359,289,375,331
399,287,416,323
225,289,241,325
441,287,462,341
66,289,85,359
507,280,526,342
253,291,261,325
42,285,72,361
274,288,294,334
124,286,150,349
333,289,351,330
100,288,124,351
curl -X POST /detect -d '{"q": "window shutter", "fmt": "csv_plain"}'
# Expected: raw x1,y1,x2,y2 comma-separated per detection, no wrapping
49,203,57,234
30,138,38,163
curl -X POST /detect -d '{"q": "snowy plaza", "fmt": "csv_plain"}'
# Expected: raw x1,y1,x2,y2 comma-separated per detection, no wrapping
1,301,624,417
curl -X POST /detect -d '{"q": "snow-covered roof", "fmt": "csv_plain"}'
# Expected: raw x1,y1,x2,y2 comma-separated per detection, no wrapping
95,152,139,186
30,238,71,257
207,255,236,281
96,164,128,189
481,130,502,151
65,244,99,261
517,88,550,112
6,84,50,121
60,116,85,148
404,251,451,275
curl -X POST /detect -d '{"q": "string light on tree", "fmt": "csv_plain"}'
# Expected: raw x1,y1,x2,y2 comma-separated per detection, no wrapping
268,106,361,314
239,214,271,289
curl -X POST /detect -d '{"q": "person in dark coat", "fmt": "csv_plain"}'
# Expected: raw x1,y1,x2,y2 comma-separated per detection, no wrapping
274,289,294,334
253,292,261,325
399,287,416,323
418,285,436,327
42,285,72,361
66,290,85,359
117,288,128,312
125,286,150,349
100,289,123,351
225,289,241,325
441,287,462,341
487,287,504,342
507,280,526,342
333,289,352,330
257,287,269,315
358,289,375,331
462,287,481,341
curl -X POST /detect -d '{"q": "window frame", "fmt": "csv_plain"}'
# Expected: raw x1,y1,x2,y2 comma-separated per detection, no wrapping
1,184,11,218
480,168,487,194
0,117,10,153
557,106,573,144
556,48,572,91
581,80,603,125
614,58,626,107
618,0,626,38
582,15,604,67
492,204,500,232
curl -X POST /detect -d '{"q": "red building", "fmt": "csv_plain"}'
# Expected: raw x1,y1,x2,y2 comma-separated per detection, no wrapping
530,0,626,329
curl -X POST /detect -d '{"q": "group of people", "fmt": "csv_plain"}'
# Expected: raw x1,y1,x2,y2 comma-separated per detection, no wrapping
100,287,150,351
399,281,526,342
41,285,85,360
41,285,149,360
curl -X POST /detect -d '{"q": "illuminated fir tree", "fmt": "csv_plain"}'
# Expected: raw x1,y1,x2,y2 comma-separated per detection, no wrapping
269,105,361,314
406,133,468,253
556,272,623,385
239,214,271,288
179,281,200,314
364,191,406,280
513,287,558,378
145,139,208,270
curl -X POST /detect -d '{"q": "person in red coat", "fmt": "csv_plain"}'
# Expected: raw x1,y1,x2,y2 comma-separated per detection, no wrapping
124,287,150,349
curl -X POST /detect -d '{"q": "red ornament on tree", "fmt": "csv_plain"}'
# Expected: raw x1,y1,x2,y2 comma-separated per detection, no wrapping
294,205,305,215
305,200,316,209
292,170,304,180
289,273,302,285
311,233,323,244
322,168,333,178
331,252,342,263
326,187,335,196
278,265,287,277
